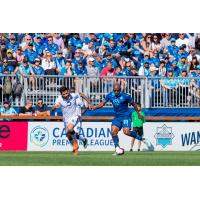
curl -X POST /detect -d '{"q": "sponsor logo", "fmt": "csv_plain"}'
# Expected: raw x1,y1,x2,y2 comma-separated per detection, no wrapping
0,125,10,139
30,126,49,147
154,124,174,148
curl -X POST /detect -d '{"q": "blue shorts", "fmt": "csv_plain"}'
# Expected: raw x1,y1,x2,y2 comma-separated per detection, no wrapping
112,116,131,130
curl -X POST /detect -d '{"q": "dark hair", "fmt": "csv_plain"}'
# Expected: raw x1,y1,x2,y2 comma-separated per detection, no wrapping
60,86,69,94
37,98,43,102
137,103,141,107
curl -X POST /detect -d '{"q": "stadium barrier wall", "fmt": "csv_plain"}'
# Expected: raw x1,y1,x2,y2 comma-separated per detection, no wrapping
1,121,200,151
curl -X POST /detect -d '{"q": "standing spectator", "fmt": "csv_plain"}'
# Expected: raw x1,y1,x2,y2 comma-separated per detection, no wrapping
6,34,19,53
13,47,25,64
44,36,59,56
53,33,65,51
100,62,116,93
176,33,190,52
24,43,38,65
34,98,50,116
19,99,35,116
41,51,56,75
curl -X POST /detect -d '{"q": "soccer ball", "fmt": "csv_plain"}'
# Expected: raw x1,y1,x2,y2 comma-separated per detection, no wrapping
115,147,125,155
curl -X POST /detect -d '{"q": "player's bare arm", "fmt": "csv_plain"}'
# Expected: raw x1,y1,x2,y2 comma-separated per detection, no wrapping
93,102,106,110
79,92,94,110
52,103,60,111
81,105,87,115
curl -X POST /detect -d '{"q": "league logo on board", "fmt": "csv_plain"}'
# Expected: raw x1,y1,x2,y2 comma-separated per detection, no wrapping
30,126,49,147
154,124,174,148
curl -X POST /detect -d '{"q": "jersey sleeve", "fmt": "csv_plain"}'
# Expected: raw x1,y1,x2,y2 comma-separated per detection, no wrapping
55,96,61,105
72,93,81,100
76,98,85,108
126,94,133,103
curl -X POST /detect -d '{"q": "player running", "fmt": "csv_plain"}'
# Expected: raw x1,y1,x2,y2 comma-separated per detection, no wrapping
69,87,88,149
92,82,150,155
52,86,93,155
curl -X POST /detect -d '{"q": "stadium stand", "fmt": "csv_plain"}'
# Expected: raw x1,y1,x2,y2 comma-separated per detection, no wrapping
0,33,199,118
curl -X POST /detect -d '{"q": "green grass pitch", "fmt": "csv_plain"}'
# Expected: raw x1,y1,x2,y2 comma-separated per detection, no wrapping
1,151,200,166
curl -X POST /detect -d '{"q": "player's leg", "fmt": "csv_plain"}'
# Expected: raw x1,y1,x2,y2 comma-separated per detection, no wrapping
137,128,143,151
130,137,135,151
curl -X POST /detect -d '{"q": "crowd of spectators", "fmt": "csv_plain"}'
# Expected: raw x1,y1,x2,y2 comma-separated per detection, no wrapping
0,33,199,106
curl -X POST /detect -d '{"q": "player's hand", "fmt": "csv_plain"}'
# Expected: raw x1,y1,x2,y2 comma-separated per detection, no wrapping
52,105,56,111
88,103,95,110
138,114,143,120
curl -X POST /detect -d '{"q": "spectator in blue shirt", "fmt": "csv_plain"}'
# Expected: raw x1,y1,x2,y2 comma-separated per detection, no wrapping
130,39,144,62
24,43,38,64
102,52,118,68
0,101,18,121
177,56,190,71
68,33,82,52
53,51,66,74
6,34,19,53
151,50,160,67
2,58,14,74
167,38,179,58
44,36,59,56
34,35,45,57
32,58,44,76
74,60,87,76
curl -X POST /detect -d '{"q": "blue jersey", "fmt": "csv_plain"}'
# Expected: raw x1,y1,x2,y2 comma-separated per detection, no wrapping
44,43,59,55
34,42,45,56
32,66,44,75
103,91,133,117
6,42,19,52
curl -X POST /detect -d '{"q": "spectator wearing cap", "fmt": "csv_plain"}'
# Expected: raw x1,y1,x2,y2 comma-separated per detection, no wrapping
2,58,14,74
158,59,167,77
170,60,180,77
68,33,82,53
0,42,7,59
160,33,171,50
130,39,144,62
41,51,56,75
53,51,66,74
20,34,33,51
102,52,118,68
149,64,159,77
141,52,151,66
177,55,189,71
13,47,24,64
44,36,59,56
176,33,190,52
187,48,200,62
151,50,160,68
100,62,116,93
6,49,18,69
167,38,179,58
34,35,45,57
138,60,150,76
6,34,19,53
0,101,18,121
24,43,38,64
53,33,65,51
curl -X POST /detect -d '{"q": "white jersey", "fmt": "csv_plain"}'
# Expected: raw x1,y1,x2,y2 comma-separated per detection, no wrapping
75,98,85,117
55,93,81,122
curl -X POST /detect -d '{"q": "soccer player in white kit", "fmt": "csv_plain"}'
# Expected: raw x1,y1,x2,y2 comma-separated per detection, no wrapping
52,86,93,155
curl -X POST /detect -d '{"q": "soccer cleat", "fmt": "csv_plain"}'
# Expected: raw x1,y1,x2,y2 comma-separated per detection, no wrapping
82,138,88,149
73,140,79,156
130,149,133,152
138,149,140,152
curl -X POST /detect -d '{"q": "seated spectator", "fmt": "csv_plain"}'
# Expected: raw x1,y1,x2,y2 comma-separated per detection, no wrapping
34,34,45,57
141,34,153,55
74,60,87,76
152,34,163,53
189,56,200,71
41,51,56,75
34,98,50,116
1,42,7,59
72,49,85,68
160,33,171,50
6,34,19,53
24,43,38,65
102,52,118,68
54,51,66,74
171,60,180,77
20,34,33,51
53,33,65,51
177,56,190,71
59,60,74,76
6,49,18,69
151,50,160,67
44,36,59,56
94,55,103,72
82,40,95,56
167,38,179,59
138,61,150,76
19,99,35,116
130,39,144,62
176,33,190,52
63,46,73,61
187,48,200,62
68,33,82,52
13,47,24,64
2,58,14,75
0,101,18,120
158,60,167,77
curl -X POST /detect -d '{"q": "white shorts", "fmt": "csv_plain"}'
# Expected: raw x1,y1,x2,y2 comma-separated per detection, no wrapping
64,116,80,133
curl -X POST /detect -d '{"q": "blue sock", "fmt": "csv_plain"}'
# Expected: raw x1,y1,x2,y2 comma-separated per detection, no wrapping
130,130,143,141
112,135,119,148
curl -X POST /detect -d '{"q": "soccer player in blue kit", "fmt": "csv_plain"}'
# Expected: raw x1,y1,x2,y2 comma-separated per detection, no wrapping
92,82,149,155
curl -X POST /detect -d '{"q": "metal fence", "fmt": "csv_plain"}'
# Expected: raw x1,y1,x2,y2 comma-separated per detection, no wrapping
0,75,199,108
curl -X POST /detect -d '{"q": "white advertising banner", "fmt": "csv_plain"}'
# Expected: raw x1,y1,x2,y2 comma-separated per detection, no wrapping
28,122,131,151
28,122,200,151
143,122,200,151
